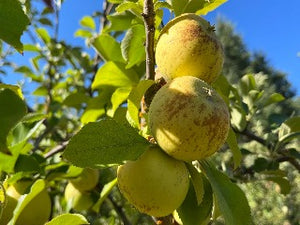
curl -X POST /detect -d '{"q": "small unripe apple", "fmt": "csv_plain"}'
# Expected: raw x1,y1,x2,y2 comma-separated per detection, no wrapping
155,13,224,84
117,147,189,217
70,168,99,192
64,182,94,211
149,76,230,161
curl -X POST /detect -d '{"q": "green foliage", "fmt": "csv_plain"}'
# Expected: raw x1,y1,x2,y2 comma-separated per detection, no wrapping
0,0,30,52
45,214,89,225
63,119,151,168
0,1,299,225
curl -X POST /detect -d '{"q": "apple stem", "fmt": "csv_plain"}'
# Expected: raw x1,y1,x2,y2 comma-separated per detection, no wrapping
142,0,155,80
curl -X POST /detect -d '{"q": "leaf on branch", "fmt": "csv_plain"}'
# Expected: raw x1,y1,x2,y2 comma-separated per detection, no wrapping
127,80,155,128
264,93,285,107
226,128,242,169
45,213,89,225
63,118,151,168
92,61,139,90
0,89,27,153
121,24,146,69
195,0,228,15
92,178,117,213
91,34,125,63
80,16,96,30
200,160,252,225
177,173,213,225
0,0,30,52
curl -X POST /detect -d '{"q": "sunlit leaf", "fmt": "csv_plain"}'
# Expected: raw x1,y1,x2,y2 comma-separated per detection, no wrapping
127,80,154,128
91,34,125,63
121,24,146,68
80,16,96,30
92,178,117,213
45,213,89,225
92,61,139,90
63,118,151,168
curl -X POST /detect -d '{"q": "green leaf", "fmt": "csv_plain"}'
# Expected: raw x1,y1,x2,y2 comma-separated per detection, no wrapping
0,152,19,173
14,154,41,173
177,174,213,225
168,0,189,16
92,61,140,90
200,160,252,225
80,16,96,30
111,87,132,115
195,0,228,15
116,1,143,16
154,1,172,11
265,177,291,195
0,89,27,153
0,0,30,52
38,17,53,26
186,164,204,205
36,28,51,44
278,116,300,141
169,0,227,16
74,29,93,38
239,74,256,95
63,118,151,168
121,24,146,68
63,93,89,109
92,178,117,213
91,34,125,63
105,12,140,32
9,179,50,225
226,128,242,169
230,105,247,131
0,84,23,99
81,89,113,124
264,93,285,107
127,80,154,128
45,213,89,225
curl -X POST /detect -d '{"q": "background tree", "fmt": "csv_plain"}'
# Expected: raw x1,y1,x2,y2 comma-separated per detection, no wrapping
0,1,299,225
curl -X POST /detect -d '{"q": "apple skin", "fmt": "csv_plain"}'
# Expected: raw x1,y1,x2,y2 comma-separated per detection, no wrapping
148,76,230,161
155,13,224,84
70,168,99,192
64,182,94,211
117,146,189,217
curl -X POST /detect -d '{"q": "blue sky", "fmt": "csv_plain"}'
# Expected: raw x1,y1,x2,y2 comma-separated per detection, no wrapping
3,0,300,96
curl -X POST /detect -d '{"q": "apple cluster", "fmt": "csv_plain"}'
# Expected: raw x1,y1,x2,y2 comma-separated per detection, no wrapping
118,13,230,218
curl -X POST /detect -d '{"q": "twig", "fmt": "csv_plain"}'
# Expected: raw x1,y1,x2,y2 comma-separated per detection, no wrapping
277,152,300,173
235,128,300,173
44,141,68,158
142,0,155,80
108,195,132,225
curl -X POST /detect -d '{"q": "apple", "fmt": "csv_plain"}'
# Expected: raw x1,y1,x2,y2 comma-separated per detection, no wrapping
64,182,94,211
155,13,224,84
117,146,189,217
70,168,99,192
148,76,230,161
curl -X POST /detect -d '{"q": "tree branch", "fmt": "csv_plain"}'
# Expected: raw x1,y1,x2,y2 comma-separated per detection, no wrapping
44,141,68,158
108,195,132,225
142,0,155,80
